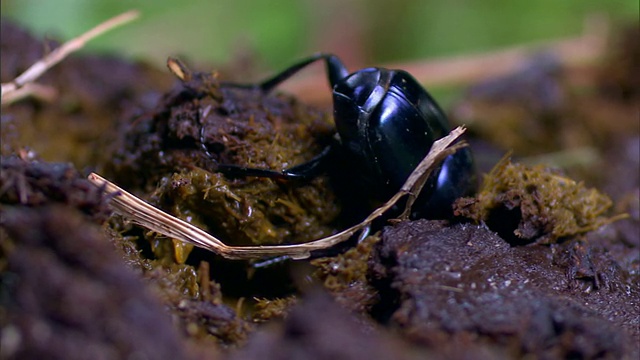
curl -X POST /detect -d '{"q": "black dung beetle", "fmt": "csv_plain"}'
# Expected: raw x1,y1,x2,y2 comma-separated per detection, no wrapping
213,53,476,219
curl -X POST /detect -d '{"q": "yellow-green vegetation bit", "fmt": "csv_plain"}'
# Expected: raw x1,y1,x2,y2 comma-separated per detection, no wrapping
311,235,380,312
252,296,298,323
454,156,625,244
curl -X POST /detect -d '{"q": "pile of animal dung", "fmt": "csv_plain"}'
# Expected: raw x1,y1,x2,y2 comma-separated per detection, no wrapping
1,19,637,359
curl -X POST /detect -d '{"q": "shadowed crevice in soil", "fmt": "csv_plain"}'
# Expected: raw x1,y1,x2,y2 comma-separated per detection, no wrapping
228,291,422,360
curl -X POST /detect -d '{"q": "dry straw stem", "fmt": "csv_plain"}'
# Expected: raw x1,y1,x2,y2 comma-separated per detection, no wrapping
89,127,467,260
1,10,140,106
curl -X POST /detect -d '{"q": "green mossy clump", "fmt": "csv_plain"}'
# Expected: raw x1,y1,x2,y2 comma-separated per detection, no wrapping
312,235,379,291
454,156,623,244
310,235,380,313
252,296,298,323
149,166,339,249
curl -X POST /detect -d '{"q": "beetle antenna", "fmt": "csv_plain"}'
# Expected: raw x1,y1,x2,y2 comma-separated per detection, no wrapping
259,53,349,93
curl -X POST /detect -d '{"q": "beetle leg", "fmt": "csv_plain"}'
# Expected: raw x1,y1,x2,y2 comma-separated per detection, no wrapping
279,144,334,177
251,255,292,268
214,164,295,179
259,53,349,93
216,144,334,180
356,224,371,243
210,54,350,180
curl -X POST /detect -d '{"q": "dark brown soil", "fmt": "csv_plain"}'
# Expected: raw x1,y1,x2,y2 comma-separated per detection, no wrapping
1,18,638,360
229,291,419,360
0,158,191,359
371,220,638,359
0,22,172,169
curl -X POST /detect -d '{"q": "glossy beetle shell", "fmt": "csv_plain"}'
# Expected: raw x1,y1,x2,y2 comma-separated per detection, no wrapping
332,67,476,217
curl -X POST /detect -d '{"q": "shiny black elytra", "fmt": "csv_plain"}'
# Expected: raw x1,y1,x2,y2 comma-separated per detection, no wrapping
214,53,476,218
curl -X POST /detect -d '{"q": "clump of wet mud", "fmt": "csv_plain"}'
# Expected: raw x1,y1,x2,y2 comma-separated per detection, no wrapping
0,157,192,359
1,18,638,360
0,154,107,220
104,57,341,251
370,220,638,359
229,291,415,360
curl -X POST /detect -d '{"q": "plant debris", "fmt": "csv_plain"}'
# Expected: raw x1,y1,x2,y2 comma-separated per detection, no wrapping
89,127,467,260
311,235,380,313
252,296,298,323
1,11,140,105
453,156,623,244
0,21,172,168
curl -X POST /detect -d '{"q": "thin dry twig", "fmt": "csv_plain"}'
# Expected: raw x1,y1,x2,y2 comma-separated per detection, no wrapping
89,127,467,260
1,10,140,106
0,83,58,104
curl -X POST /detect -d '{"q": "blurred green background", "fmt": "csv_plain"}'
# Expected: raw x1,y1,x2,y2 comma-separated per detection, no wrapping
3,0,637,63
2,0,637,89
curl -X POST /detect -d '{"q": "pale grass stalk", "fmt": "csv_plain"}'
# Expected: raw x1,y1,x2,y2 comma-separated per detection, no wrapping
1,10,140,105
89,127,466,260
